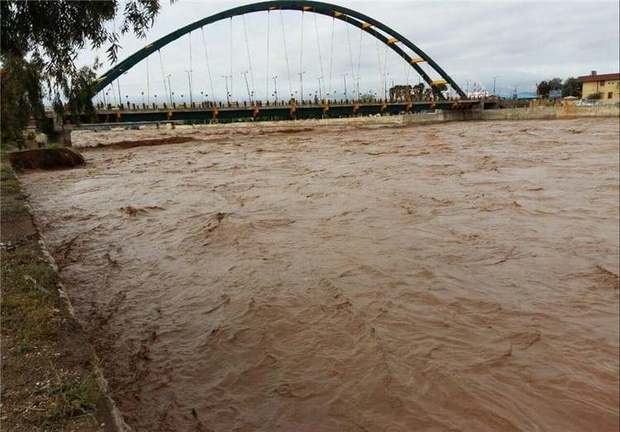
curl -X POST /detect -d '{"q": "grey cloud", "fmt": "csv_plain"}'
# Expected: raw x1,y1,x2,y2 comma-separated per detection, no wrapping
81,0,619,102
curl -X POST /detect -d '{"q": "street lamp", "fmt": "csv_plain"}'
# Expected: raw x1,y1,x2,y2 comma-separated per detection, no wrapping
221,75,230,104
492,76,501,96
272,75,279,103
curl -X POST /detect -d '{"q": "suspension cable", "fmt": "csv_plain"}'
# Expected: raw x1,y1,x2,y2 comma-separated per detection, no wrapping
405,59,410,87
229,17,233,100
242,15,255,101
279,10,293,99
200,26,216,104
356,25,363,100
299,11,305,101
188,31,193,104
158,49,170,105
313,13,325,98
375,39,383,99
384,43,389,99
266,11,271,102
328,16,335,99
345,17,355,99
146,55,150,105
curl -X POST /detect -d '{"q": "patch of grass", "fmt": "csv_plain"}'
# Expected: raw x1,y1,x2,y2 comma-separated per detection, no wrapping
1,175,21,194
15,335,33,355
46,375,100,420
47,142,63,149
2,260,57,333
1,157,108,431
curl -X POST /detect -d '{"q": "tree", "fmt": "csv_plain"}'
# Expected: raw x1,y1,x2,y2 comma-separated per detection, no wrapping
359,93,377,103
389,85,412,101
0,55,46,146
412,83,425,100
1,0,163,144
562,77,582,98
537,78,562,98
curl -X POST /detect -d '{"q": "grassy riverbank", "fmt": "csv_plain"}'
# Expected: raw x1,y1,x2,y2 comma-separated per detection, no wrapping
1,160,115,431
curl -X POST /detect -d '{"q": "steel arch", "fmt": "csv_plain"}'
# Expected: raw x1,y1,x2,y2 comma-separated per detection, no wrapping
95,0,465,98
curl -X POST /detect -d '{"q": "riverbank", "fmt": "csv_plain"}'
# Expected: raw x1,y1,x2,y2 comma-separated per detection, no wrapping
0,160,119,431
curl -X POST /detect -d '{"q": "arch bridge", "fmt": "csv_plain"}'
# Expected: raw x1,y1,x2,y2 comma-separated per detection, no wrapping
84,0,488,124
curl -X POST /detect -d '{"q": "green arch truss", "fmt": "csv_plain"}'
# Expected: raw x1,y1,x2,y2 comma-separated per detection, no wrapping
95,0,466,98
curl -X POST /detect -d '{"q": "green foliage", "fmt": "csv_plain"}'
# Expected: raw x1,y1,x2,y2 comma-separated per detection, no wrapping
1,1,160,87
536,78,562,97
412,83,425,100
562,77,582,98
359,93,377,103
587,92,603,100
389,85,412,101
0,55,45,146
0,0,162,141
66,65,100,123
46,375,100,420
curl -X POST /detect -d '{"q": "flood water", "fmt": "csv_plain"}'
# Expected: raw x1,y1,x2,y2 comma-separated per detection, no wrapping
21,118,619,431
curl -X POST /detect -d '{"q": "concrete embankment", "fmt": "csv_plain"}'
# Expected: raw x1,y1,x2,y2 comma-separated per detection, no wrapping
403,102,620,124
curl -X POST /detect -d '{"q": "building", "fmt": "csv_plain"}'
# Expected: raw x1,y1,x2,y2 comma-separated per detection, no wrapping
578,71,620,103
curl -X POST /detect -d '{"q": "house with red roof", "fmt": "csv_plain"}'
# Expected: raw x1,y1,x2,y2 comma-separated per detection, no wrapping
578,71,620,103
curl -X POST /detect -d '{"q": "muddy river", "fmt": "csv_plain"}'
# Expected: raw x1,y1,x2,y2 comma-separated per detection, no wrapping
20,118,619,431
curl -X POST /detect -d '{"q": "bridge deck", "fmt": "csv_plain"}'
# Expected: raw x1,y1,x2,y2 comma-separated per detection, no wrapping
77,100,491,124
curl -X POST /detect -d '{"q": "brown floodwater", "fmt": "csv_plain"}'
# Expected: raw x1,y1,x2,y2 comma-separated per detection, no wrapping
20,118,619,431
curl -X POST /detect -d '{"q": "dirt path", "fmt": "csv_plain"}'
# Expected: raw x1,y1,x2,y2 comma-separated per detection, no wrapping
19,118,620,431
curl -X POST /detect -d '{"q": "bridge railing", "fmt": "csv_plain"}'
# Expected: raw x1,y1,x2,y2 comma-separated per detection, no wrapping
93,96,482,112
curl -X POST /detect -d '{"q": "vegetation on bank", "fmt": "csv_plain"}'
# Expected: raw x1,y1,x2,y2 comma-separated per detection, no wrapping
0,160,113,431
536,77,582,98
0,0,164,147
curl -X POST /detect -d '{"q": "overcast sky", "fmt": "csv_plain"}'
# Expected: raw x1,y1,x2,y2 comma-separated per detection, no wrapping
80,0,620,103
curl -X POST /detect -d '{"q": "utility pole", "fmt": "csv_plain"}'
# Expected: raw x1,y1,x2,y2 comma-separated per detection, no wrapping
343,73,348,100
272,75,279,103
185,70,193,105
492,76,500,96
356,76,360,101
318,76,323,101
